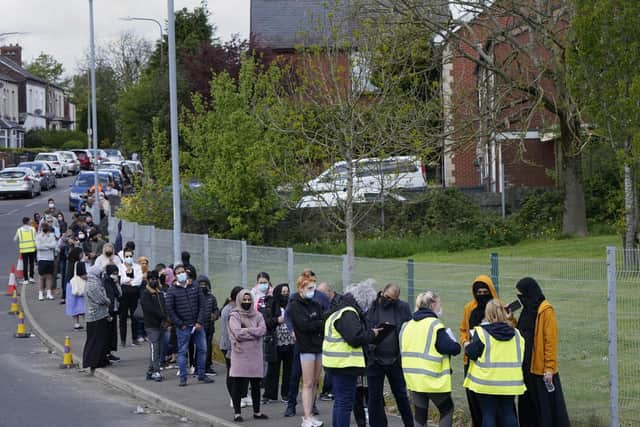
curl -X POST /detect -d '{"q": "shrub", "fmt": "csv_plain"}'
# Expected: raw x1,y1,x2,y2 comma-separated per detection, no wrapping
25,129,87,149
61,140,86,150
510,189,563,237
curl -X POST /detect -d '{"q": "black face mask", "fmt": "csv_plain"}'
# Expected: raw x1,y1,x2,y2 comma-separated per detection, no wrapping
280,295,289,306
476,293,492,306
201,286,210,295
382,297,396,308
241,302,252,311
149,280,159,289
104,251,113,257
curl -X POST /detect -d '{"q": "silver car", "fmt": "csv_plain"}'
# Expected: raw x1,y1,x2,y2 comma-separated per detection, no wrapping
0,167,42,198
54,151,80,175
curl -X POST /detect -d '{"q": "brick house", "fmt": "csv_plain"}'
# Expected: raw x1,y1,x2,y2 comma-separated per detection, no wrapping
441,8,559,192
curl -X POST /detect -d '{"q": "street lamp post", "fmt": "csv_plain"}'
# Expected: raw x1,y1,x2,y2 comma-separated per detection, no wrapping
167,0,181,265
119,17,164,65
88,0,100,220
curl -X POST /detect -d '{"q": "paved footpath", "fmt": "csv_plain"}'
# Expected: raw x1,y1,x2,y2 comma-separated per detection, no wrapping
21,281,406,427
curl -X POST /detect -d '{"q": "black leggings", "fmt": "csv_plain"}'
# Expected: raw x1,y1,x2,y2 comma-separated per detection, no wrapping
119,286,139,343
412,391,454,427
222,350,248,398
231,377,261,414
23,251,36,281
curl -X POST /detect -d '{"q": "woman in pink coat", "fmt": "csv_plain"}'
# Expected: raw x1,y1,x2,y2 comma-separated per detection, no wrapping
229,289,269,422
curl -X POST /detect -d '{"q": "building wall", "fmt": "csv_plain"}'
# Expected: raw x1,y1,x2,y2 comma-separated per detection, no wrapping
26,82,45,116
0,80,19,121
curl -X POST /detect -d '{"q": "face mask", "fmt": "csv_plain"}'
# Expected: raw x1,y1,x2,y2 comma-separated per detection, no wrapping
382,296,396,308
149,280,159,289
280,294,289,305
258,283,269,293
201,286,210,295
436,308,443,317
476,293,492,306
241,302,252,311
176,272,187,283
48,203,55,208
81,207,86,212
124,257,133,265
110,274,118,281
105,251,113,257
78,233,85,240
304,290,315,300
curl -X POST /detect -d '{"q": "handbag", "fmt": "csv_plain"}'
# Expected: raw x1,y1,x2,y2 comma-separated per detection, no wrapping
263,334,278,363
70,262,86,296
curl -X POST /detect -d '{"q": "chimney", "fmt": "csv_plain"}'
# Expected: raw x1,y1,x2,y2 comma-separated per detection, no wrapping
0,44,23,66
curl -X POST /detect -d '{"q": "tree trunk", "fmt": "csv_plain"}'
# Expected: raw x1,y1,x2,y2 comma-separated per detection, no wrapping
345,156,355,275
561,154,587,236
623,162,637,249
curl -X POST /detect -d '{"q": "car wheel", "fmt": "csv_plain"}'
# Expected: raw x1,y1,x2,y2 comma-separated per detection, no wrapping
29,188,35,199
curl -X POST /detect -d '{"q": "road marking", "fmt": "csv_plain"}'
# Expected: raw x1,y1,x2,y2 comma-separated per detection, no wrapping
25,201,40,207
2,208,20,216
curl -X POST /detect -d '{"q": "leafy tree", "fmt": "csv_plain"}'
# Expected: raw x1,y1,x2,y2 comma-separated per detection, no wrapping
26,53,64,84
569,0,640,248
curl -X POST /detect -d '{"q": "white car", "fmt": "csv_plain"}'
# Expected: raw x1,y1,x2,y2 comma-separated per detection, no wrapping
34,152,67,177
103,149,125,163
297,188,407,208
0,167,42,198
54,151,80,175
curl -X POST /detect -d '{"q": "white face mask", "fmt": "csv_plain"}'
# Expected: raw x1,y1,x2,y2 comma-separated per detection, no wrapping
124,257,133,265
48,203,55,208
436,308,443,317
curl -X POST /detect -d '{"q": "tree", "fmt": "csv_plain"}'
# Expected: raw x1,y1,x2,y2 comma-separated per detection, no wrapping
102,31,152,90
375,0,589,236
261,1,441,268
26,53,64,85
568,0,640,249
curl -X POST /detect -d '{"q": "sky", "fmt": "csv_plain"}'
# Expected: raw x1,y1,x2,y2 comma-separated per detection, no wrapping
0,0,250,77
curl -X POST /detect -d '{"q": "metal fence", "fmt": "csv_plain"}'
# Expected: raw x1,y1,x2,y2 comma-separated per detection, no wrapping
109,217,634,426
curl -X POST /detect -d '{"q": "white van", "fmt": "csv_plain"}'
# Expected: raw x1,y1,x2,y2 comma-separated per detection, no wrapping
299,156,431,207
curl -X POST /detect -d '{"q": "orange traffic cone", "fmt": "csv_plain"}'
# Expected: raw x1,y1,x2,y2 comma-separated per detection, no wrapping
8,290,19,315
14,311,29,338
15,255,24,281
5,265,17,296
59,336,78,368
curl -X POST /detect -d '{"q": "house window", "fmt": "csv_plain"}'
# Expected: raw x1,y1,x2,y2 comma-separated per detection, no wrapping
0,129,6,148
350,52,378,95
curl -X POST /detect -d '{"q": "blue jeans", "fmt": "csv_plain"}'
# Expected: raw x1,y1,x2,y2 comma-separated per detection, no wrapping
367,361,415,427
331,371,358,427
476,394,517,427
176,327,206,381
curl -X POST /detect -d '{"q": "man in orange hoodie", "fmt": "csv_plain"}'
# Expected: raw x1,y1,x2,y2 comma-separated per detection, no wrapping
459,275,499,427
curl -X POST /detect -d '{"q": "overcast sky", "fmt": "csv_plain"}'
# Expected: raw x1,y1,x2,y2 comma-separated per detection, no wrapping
0,0,250,77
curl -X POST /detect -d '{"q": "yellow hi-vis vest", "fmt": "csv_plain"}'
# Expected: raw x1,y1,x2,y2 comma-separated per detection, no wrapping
322,307,365,369
17,227,36,253
400,317,451,393
463,326,527,395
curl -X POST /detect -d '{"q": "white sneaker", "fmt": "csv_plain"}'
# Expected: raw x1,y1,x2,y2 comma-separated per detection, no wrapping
310,417,324,427
301,417,322,427
38,291,44,301
29,278,35,283
46,290,54,300
188,366,195,375
21,280,28,285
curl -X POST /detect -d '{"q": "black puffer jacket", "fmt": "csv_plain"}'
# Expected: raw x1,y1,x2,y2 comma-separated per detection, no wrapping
366,293,412,366
288,293,324,353
140,286,167,329
196,275,220,332
165,282,206,329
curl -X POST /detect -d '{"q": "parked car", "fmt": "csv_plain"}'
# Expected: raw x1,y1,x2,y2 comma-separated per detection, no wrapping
96,166,125,192
296,188,407,208
71,149,93,170
34,152,67,177
0,167,42,198
68,171,113,211
125,160,143,175
88,149,108,166
18,161,57,190
54,151,80,175
103,148,125,163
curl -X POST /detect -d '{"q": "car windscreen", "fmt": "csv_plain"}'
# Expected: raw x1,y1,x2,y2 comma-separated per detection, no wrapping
74,174,111,186
0,171,26,179
36,154,57,161
19,163,43,171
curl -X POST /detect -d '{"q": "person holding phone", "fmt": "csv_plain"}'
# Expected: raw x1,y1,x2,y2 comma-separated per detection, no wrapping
515,278,570,427
463,299,526,427
401,291,460,427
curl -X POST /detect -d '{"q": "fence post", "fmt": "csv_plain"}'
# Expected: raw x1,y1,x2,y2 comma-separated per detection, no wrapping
342,255,350,292
150,226,156,265
490,252,499,296
607,246,619,427
203,234,209,278
241,240,248,287
407,259,414,308
287,248,294,287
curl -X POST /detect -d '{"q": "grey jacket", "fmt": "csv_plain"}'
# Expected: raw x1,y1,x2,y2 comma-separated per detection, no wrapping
220,303,235,355
85,273,110,322
36,232,57,261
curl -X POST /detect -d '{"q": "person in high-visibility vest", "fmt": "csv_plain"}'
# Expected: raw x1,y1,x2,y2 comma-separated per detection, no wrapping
400,290,461,427
463,299,526,427
14,216,37,284
322,280,380,427
515,278,570,427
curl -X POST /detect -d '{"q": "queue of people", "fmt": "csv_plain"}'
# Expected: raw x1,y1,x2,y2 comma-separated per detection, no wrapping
16,203,571,426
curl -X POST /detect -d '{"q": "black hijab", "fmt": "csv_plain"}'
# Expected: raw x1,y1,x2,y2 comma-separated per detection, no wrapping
469,281,492,329
516,277,546,370
272,283,289,315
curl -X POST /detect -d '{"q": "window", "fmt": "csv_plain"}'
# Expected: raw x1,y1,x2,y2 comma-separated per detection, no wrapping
350,52,378,94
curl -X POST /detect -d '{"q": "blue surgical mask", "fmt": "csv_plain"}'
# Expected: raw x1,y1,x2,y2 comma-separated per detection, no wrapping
258,283,269,293
176,272,187,283
124,257,133,265
304,290,315,300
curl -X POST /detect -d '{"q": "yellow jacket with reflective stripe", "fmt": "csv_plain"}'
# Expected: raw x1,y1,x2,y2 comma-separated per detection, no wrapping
17,226,36,253
400,317,452,393
463,326,527,395
322,307,365,369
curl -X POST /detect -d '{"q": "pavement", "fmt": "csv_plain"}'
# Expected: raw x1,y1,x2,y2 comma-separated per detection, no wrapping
20,279,408,427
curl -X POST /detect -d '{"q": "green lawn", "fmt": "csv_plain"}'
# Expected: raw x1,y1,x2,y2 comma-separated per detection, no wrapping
407,234,620,264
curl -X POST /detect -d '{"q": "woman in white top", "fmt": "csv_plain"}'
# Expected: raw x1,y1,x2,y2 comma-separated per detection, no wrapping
118,248,143,346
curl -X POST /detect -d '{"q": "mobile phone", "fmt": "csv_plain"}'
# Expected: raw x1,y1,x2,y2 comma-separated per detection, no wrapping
506,300,522,313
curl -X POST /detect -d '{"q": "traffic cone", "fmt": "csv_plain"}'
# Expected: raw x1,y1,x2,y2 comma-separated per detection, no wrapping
15,255,24,281
5,265,17,296
8,290,19,315
59,336,78,369
14,311,29,338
